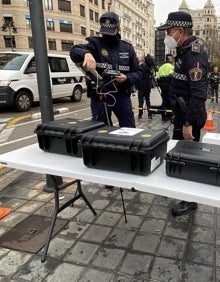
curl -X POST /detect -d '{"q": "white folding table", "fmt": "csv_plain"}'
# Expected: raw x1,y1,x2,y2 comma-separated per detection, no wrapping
1,140,220,261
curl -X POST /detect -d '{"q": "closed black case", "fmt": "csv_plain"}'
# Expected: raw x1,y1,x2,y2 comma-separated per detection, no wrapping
166,140,220,186
34,118,105,157
81,127,169,175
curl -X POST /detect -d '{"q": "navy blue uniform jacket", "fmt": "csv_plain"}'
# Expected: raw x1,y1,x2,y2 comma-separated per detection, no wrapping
70,36,142,95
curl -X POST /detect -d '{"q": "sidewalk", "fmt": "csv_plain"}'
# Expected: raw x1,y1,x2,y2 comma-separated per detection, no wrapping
0,89,220,282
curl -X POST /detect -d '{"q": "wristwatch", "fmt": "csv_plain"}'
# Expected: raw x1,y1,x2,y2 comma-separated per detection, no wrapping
184,121,191,127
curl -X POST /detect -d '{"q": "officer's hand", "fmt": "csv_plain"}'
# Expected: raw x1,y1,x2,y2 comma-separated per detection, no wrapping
114,73,127,83
182,125,194,141
83,53,96,72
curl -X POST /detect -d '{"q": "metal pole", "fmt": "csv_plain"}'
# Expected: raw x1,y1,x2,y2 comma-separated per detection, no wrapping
29,0,63,192
8,25,13,52
29,0,54,122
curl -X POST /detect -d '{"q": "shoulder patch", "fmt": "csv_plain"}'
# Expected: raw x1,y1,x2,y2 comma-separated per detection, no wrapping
189,67,203,81
191,43,200,53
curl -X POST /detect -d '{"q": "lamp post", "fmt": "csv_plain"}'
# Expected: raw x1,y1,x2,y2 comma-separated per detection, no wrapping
1,19,17,51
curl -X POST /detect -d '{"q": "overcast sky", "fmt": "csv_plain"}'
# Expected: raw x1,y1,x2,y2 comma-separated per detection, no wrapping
153,0,220,26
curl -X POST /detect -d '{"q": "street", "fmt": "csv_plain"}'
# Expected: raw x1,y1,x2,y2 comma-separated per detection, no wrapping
1,91,162,154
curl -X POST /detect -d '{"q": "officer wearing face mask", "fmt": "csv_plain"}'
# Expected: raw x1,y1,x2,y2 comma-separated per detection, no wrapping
70,12,142,128
158,11,209,216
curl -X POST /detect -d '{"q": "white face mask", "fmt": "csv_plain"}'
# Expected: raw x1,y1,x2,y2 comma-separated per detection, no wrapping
164,30,179,50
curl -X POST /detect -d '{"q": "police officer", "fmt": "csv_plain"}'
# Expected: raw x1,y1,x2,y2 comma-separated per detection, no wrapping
157,54,174,121
158,11,209,216
136,56,152,120
209,66,220,103
70,12,142,128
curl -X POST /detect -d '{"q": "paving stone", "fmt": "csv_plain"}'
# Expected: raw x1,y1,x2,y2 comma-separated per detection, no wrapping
33,192,55,202
105,228,136,248
34,202,55,218
106,200,128,213
216,245,220,267
140,218,166,234
0,226,10,236
2,198,27,209
186,241,214,265
163,220,189,239
157,236,186,259
124,202,150,216
153,195,173,206
13,256,59,281
16,200,45,214
45,262,83,282
192,212,215,227
58,206,82,220
182,262,213,282
190,225,215,244
92,247,125,269
64,241,99,264
95,211,121,226
136,192,155,204
81,224,112,243
0,212,28,228
147,205,169,219
112,276,140,282
78,267,113,282
119,253,152,279
116,190,137,201
45,237,75,259
90,199,110,210
132,233,160,254
149,257,181,282
18,189,41,200
116,215,143,230
59,221,90,239
216,267,220,282
0,250,31,276
76,208,99,223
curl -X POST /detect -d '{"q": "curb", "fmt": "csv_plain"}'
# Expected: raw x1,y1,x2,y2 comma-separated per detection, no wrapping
31,107,69,119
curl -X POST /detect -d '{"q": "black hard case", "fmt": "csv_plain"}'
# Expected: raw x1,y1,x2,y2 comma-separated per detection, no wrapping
34,118,105,157
81,127,169,175
166,140,220,186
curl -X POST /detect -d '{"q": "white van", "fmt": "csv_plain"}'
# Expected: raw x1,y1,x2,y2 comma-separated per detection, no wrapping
0,51,87,112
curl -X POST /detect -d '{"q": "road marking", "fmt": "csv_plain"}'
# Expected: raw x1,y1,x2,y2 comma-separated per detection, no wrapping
0,118,11,123
6,115,31,127
0,127,15,143
0,123,6,131
0,134,36,147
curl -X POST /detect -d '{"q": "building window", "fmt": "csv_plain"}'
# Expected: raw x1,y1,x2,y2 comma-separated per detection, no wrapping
45,0,53,10
3,35,15,49
59,21,72,33
58,0,71,12
89,9,94,21
90,29,95,36
24,0,30,7
48,39,56,50
81,26,86,36
61,40,73,51
80,5,85,17
28,37,33,49
46,19,55,31
102,0,105,9
89,0,93,3
25,15,31,28
95,12,99,23
2,0,11,4
94,0,98,5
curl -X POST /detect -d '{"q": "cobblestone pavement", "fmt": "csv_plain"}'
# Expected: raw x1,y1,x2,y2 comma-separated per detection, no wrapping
0,89,220,282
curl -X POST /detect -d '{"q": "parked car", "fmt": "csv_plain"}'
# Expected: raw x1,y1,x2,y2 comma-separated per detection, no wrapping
0,51,87,111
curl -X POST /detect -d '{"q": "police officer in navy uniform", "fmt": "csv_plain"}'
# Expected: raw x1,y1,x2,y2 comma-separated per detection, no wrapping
158,11,209,216
70,12,142,128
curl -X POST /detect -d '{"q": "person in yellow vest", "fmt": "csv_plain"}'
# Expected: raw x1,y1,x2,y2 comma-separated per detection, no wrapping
157,54,174,121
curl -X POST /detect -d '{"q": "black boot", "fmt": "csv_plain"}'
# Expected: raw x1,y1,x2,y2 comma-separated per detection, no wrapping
171,201,198,216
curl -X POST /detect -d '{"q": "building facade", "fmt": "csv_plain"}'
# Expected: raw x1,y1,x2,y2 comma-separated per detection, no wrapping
0,0,154,56
155,0,220,66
